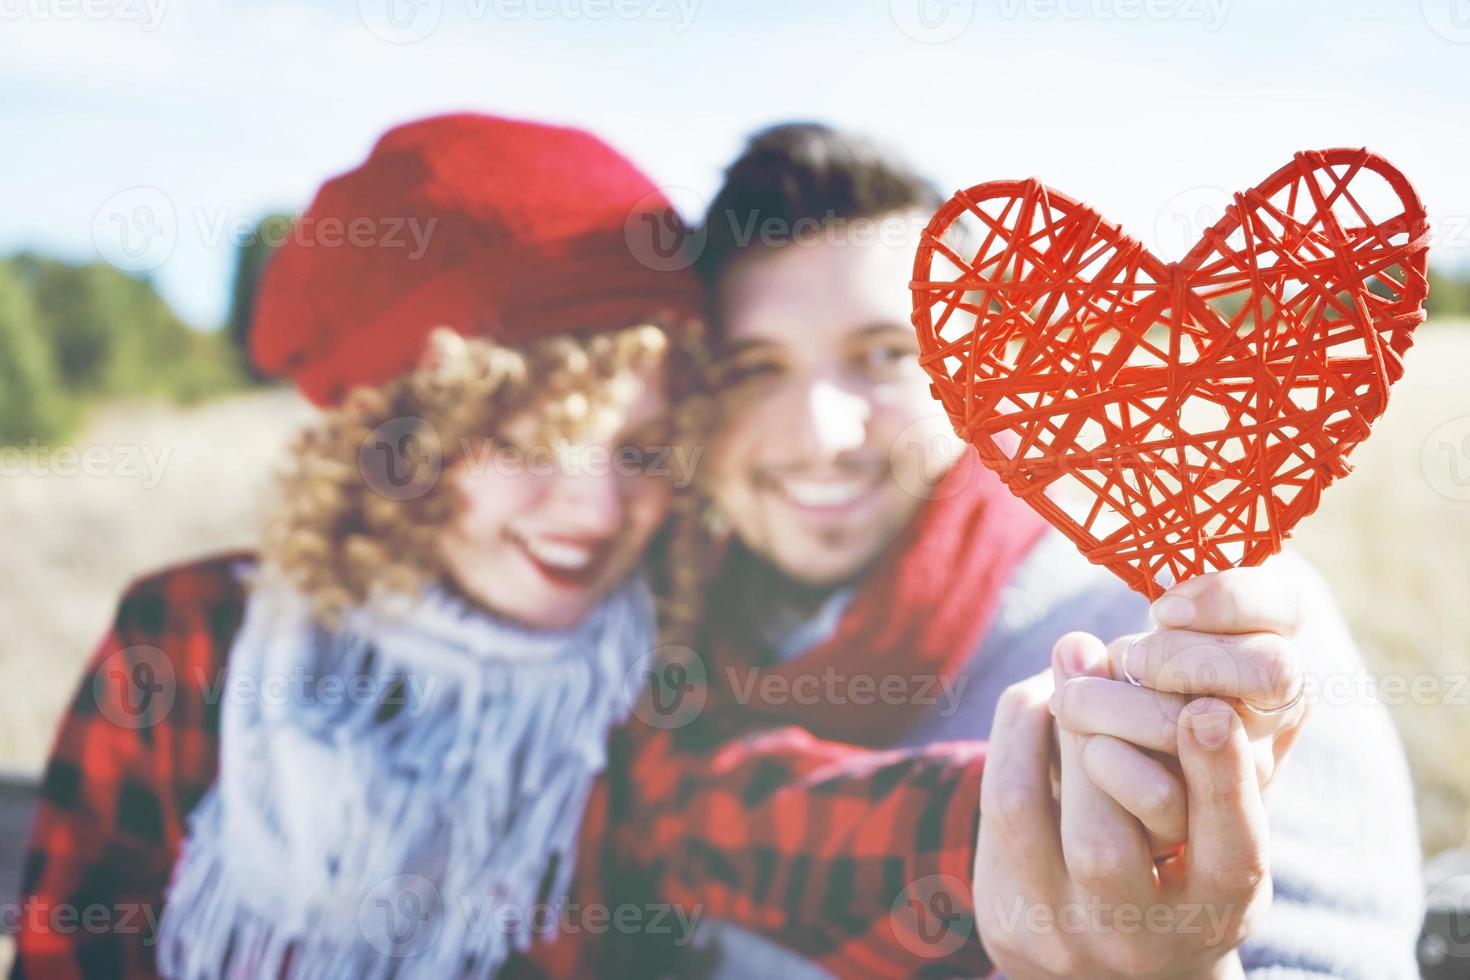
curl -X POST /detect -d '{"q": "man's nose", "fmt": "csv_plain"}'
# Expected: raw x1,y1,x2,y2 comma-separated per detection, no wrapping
788,376,871,459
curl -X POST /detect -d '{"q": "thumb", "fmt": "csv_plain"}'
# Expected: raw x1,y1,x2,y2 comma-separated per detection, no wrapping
1179,698,1272,912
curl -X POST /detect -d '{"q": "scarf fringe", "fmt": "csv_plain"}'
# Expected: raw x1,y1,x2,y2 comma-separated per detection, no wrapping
157,570,653,979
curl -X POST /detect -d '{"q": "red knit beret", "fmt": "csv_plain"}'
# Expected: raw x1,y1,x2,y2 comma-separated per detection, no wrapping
250,112,703,406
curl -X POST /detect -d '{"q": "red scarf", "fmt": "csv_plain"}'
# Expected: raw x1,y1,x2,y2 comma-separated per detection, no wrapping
703,451,1050,746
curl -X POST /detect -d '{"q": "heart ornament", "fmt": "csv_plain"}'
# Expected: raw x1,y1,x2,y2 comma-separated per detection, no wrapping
910,149,1429,599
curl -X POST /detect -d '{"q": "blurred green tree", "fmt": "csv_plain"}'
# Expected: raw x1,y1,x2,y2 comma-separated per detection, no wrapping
0,253,253,446
226,213,294,380
10,254,211,398
1428,267,1470,320
0,262,72,444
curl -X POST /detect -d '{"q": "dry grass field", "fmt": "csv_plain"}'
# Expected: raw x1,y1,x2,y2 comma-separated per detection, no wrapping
3,323,1469,862
1291,321,1470,857
0,387,317,777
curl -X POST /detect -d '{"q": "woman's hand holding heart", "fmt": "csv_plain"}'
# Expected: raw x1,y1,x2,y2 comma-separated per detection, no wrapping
972,566,1315,978
1049,566,1313,856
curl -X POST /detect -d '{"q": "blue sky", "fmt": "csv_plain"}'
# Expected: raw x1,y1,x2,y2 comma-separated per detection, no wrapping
3,0,1468,326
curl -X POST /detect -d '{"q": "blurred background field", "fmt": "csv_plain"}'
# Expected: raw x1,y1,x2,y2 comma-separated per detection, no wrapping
1290,321,1470,858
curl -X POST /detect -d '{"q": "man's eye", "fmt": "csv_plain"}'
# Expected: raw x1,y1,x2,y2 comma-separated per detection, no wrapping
856,344,912,375
715,357,782,387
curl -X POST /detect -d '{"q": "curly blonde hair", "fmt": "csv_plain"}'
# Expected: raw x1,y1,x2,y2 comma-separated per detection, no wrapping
261,322,711,641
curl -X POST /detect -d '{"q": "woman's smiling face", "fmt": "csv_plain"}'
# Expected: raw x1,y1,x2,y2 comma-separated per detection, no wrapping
436,359,674,631
709,213,965,588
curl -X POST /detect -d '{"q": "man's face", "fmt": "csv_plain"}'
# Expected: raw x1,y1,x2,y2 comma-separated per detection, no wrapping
710,211,965,588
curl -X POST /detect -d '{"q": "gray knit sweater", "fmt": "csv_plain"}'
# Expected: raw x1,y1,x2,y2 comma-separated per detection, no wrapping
694,532,1424,979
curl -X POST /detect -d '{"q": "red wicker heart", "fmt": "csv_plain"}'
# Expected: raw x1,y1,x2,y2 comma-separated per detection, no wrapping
910,149,1429,599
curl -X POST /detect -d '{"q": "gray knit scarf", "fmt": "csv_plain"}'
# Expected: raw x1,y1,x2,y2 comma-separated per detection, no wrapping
155,566,654,980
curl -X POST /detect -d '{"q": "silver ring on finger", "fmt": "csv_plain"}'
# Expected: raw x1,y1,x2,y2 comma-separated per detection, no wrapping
1122,634,1146,687
1243,682,1305,716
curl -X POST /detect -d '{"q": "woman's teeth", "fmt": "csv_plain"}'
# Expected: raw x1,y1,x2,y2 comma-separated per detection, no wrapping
521,538,596,571
777,478,873,508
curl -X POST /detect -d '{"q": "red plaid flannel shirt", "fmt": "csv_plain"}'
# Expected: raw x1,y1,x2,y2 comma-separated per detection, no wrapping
11,553,990,978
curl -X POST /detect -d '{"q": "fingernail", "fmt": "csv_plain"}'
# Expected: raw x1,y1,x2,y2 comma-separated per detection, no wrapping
1187,701,1234,749
1151,595,1196,628
1060,640,1091,676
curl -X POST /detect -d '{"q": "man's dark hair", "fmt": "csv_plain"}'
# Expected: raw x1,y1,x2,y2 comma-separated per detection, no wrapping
694,122,943,286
